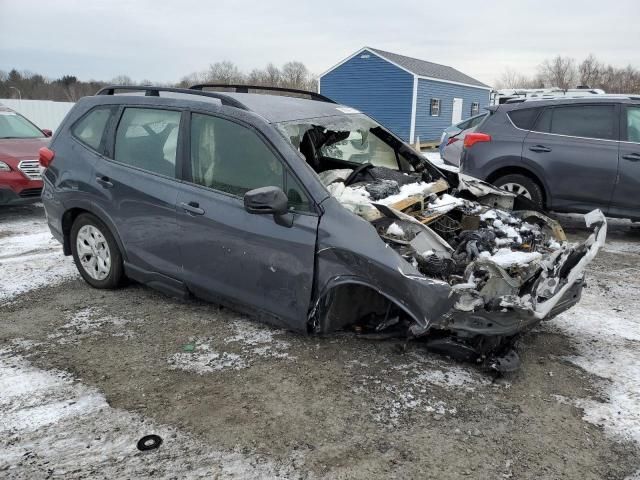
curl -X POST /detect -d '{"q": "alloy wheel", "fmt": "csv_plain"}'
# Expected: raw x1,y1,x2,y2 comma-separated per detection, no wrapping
500,182,532,200
76,225,111,280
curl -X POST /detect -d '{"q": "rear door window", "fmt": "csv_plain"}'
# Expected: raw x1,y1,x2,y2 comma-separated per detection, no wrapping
625,106,640,143
535,105,617,140
72,106,117,152
114,108,181,178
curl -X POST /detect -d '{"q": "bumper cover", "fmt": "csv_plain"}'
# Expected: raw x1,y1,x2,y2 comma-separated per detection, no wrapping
0,185,43,205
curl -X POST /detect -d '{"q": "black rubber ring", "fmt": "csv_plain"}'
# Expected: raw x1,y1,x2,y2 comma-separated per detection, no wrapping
137,434,163,451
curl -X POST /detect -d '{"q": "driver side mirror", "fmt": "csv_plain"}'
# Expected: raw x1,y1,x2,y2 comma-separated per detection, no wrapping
42,129,53,137
244,186,289,215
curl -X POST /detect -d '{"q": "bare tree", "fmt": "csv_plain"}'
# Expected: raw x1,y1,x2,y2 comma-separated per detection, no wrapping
539,56,577,89
264,63,281,87
578,54,603,87
246,68,268,85
176,71,206,88
495,68,534,89
0,59,321,101
281,61,309,89
205,61,244,84
111,75,134,86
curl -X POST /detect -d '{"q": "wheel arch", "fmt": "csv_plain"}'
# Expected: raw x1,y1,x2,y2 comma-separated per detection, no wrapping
309,277,422,334
486,166,549,208
62,205,127,261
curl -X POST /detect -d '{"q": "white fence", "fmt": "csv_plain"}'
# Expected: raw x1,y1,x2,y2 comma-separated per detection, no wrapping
0,99,75,131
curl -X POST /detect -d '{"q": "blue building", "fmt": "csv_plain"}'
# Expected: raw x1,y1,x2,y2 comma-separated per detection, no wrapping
319,47,491,144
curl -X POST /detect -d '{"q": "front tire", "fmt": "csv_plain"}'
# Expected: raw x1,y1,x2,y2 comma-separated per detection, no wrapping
70,213,124,289
493,174,544,209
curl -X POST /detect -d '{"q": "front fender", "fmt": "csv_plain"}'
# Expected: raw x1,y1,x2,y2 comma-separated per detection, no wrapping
313,198,455,332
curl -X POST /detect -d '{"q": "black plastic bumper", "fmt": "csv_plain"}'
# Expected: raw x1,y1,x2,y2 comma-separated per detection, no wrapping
0,186,42,205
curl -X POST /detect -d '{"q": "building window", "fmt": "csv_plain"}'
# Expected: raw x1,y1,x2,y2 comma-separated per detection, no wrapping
430,98,441,116
471,102,480,116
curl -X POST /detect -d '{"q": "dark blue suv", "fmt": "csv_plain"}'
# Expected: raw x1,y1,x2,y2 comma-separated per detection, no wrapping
40,85,606,370
460,96,640,220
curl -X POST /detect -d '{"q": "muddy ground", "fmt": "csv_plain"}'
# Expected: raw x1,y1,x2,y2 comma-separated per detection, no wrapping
1,205,639,479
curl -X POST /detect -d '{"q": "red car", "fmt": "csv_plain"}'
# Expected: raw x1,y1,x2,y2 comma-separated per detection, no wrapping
0,106,52,205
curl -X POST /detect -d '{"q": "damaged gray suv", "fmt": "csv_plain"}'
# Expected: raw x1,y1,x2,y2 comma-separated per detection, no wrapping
41,85,607,371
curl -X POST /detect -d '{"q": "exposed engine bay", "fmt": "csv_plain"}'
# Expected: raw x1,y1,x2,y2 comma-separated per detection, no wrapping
277,114,607,371
322,166,570,317
323,167,605,370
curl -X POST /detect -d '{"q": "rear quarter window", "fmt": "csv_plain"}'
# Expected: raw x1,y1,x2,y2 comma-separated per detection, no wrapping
507,108,541,130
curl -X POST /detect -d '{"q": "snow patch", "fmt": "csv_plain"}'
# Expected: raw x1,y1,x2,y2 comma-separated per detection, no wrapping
47,307,135,344
0,214,77,303
169,341,247,374
0,350,305,478
169,320,294,374
385,222,405,237
416,367,489,390
376,182,434,206
426,193,465,213
485,248,542,268
352,353,492,424
552,276,640,445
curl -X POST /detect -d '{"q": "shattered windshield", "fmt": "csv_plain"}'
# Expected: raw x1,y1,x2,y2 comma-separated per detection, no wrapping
276,114,409,170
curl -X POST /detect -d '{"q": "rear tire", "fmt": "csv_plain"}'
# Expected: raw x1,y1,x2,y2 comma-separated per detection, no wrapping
493,174,544,209
70,213,124,289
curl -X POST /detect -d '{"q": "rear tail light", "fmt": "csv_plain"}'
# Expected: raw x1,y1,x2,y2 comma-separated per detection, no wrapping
463,132,492,149
39,147,55,168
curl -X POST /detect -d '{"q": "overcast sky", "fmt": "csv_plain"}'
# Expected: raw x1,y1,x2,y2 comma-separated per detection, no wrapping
1,0,639,87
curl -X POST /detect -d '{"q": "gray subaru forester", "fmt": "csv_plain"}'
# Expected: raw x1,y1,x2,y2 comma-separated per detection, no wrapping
41,85,606,371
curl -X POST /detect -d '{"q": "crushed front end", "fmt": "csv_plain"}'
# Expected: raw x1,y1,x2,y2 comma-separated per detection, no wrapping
319,167,607,370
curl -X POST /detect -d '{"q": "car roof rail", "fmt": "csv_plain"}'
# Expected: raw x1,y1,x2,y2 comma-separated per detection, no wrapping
189,83,336,103
512,93,638,103
95,85,250,110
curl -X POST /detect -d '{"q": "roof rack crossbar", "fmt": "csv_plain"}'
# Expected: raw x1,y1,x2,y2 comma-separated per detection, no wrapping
95,85,250,110
189,84,336,103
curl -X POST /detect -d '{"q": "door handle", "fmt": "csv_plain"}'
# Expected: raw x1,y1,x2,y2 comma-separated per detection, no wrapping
180,201,205,216
529,145,552,153
96,176,114,188
622,153,640,162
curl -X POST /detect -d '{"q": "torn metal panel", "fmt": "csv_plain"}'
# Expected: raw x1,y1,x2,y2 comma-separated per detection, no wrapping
514,210,567,242
457,173,515,200
312,197,456,334
530,209,606,319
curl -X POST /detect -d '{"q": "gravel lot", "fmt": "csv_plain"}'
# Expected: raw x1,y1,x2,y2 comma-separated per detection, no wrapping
1,204,639,479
